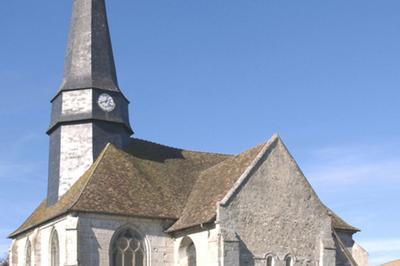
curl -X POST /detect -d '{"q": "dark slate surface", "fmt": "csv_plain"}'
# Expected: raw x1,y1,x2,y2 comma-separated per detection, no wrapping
92,121,131,158
47,0,133,207
59,0,119,92
48,89,133,134
47,127,62,206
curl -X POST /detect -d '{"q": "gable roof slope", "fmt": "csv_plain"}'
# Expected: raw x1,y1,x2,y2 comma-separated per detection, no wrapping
168,140,266,232
10,136,358,237
168,134,359,233
10,139,230,237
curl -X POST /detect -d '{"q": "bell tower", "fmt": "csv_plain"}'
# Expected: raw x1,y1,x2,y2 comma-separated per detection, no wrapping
47,0,133,206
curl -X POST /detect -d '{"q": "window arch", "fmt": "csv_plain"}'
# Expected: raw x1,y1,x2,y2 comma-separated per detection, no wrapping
178,236,197,266
50,229,60,266
265,254,274,266
285,254,294,266
110,227,146,266
25,240,32,266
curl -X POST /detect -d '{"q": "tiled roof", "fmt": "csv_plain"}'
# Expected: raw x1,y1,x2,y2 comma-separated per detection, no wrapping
10,136,359,237
167,143,265,232
330,211,360,232
10,139,230,237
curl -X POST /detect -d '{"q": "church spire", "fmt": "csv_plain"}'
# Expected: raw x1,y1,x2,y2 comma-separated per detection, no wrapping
47,0,132,206
60,0,119,92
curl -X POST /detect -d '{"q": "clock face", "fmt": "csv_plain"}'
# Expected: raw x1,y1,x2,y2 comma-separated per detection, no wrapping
97,93,116,112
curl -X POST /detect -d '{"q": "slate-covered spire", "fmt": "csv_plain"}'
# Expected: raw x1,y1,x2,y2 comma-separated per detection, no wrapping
47,0,132,206
60,0,119,92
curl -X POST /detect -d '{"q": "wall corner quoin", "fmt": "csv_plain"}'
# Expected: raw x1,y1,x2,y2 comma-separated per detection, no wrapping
319,236,336,266
218,228,240,266
9,239,17,266
65,215,80,266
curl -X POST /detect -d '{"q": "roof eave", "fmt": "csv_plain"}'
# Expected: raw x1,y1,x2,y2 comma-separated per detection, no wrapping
8,212,70,239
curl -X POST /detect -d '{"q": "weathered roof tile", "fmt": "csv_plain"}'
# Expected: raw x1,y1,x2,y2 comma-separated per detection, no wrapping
10,137,359,237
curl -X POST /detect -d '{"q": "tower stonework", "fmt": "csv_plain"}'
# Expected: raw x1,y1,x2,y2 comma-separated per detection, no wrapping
47,0,133,206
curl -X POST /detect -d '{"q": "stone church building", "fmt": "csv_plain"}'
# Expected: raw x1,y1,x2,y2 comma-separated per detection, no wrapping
9,0,368,265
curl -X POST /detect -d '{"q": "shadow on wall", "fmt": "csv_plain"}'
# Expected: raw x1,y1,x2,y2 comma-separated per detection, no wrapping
179,236,197,266
237,234,255,266
83,227,100,266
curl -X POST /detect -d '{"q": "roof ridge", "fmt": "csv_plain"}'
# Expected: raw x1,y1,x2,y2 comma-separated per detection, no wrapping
219,134,279,206
69,143,113,210
196,138,274,177
166,135,279,233
132,138,233,157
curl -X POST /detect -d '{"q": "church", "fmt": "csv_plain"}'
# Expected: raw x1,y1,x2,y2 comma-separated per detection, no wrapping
8,0,368,265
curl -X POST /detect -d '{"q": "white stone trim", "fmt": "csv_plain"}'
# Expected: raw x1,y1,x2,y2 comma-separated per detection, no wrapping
59,123,94,198
61,89,92,115
219,134,279,207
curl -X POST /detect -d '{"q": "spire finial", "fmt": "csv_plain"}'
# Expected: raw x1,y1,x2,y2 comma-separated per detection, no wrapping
60,0,119,92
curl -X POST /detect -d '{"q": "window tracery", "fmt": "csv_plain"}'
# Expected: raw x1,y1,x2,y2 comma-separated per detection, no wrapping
110,228,146,266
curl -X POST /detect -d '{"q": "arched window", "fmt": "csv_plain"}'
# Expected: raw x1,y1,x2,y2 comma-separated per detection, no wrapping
50,230,60,266
178,237,197,266
285,255,293,266
110,227,146,266
266,254,274,266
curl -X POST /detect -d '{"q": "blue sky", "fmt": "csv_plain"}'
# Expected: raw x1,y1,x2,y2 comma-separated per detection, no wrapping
0,1,399,265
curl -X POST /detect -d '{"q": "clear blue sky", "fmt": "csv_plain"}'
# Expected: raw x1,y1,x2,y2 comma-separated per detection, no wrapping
1,1,399,265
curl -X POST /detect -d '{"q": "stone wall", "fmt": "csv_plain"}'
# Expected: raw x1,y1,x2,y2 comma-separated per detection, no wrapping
217,139,336,266
59,123,93,197
78,213,175,266
9,214,78,266
61,89,92,116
